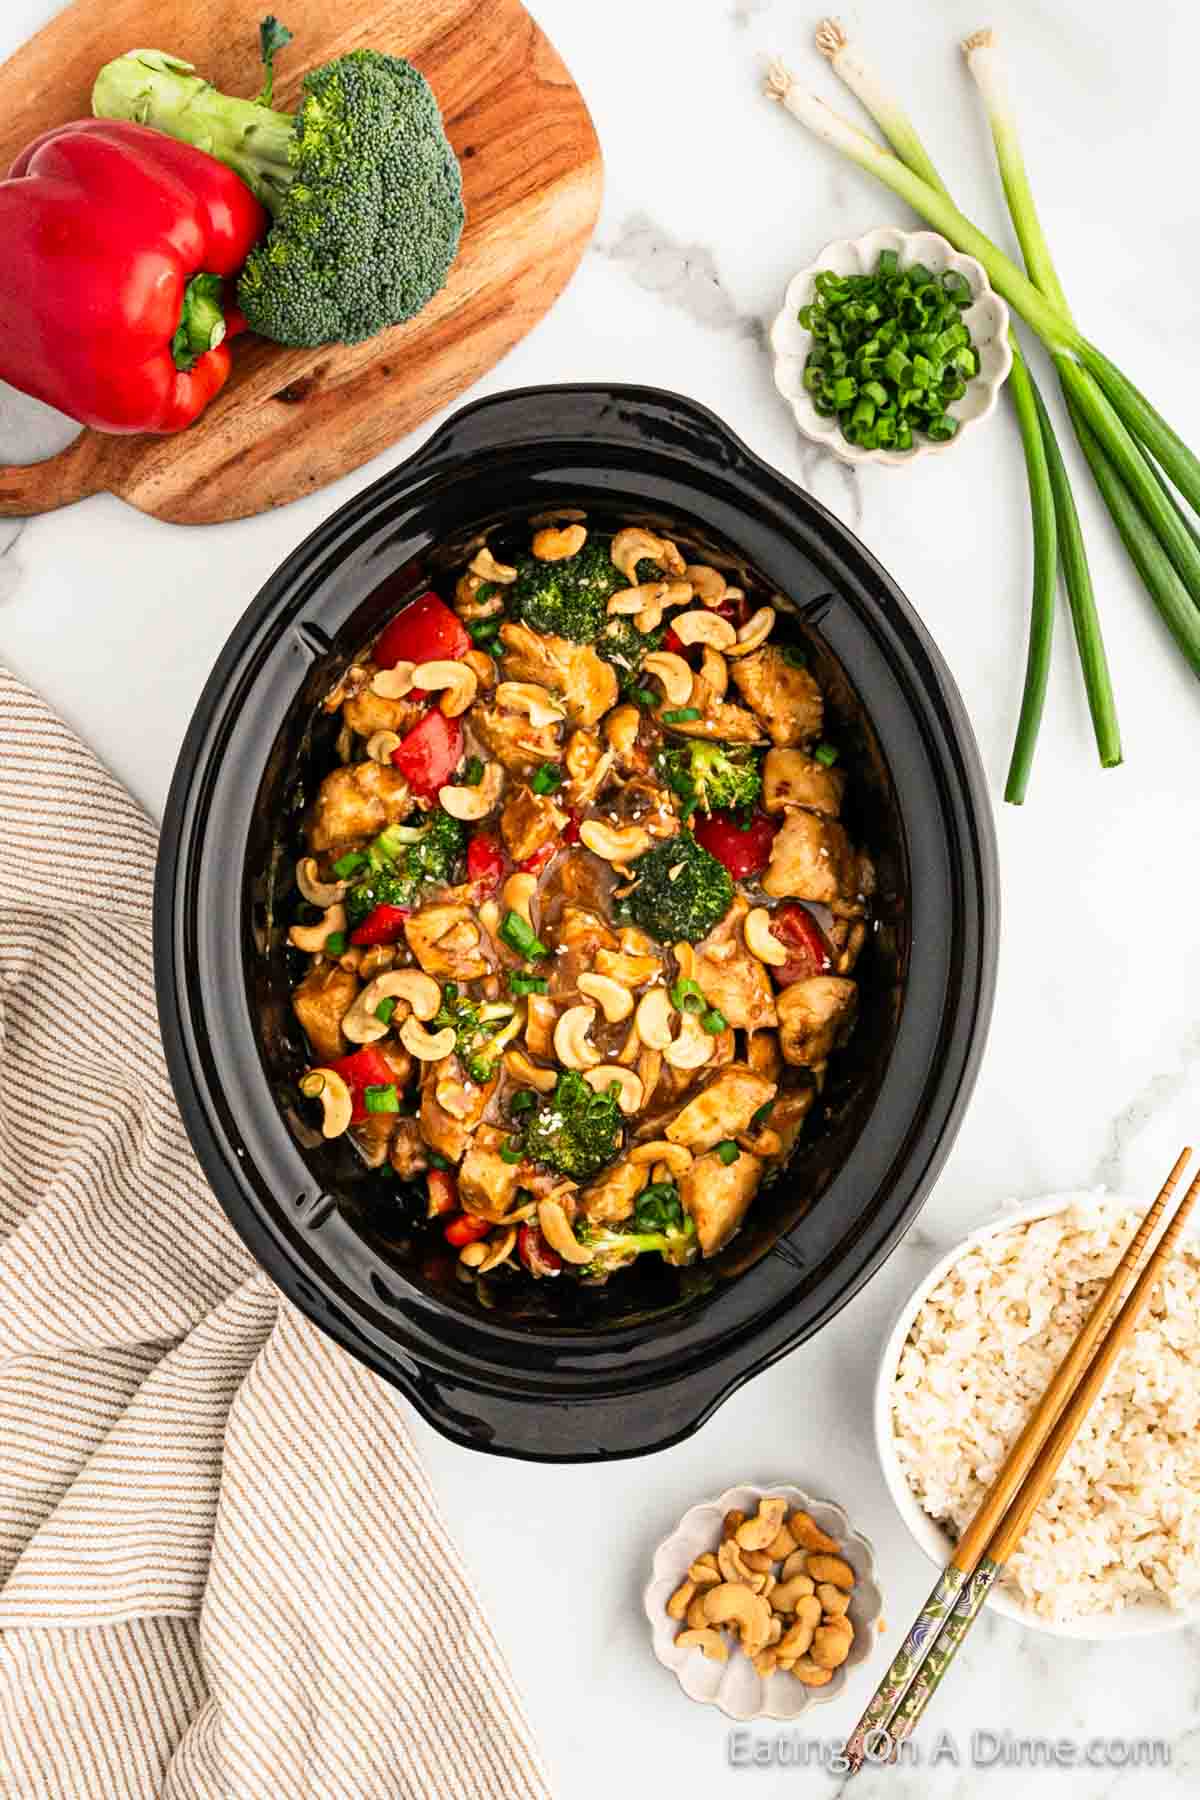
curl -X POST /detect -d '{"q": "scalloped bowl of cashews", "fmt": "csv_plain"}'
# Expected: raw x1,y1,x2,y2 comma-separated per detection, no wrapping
155,384,997,1461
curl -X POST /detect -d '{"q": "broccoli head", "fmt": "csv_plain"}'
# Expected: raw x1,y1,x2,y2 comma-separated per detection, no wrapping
577,1183,698,1275
596,615,664,691
520,1069,624,1181
432,984,518,1084
509,540,628,643
618,830,734,945
93,32,464,348
659,742,762,820
344,810,464,926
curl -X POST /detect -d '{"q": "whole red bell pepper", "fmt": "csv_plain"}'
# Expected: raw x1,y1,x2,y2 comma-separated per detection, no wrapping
374,593,471,670
0,119,265,434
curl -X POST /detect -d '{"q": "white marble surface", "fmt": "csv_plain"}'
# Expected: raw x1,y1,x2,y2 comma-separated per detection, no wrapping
3,0,1199,1793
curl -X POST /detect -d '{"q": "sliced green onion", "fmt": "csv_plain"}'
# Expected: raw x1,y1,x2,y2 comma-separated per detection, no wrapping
363,1083,399,1115
670,978,706,1015
374,996,397,1025
716,1140,740,1166
750,1100,774,1129
510,1089,536,1115
469,618,501,645
813,743,839,767
509,972,549,995
530,762,562,795
323,932,347,956
332,850,366,878
499,910,547,959
663,707,702,724
499,1138,525,1165
462,756,484,786
631,687,656,707
701,1007,727,1035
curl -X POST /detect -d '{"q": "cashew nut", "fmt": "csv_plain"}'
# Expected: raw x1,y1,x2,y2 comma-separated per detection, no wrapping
596,949,662,986
816,1582,851,1617
724,607,776,657
299,1068,353,1138
672,609,737,650
675,1628,728,1663
475,1226,517,1275
744,907,788,968
811,1620,853,1670
790,1656,834,1687
634,988,674,1051
736,1497,789,1553
723,1510,747,1542
399,1018,457,1061
411,660,477,719
753,1649,779,1678
537,1197,593,1265
503,1048,558,1092
702,1584,773,1658
789,1511,842,1554
469,545,518,584
288,903,348,954
365,729,403,764
642,652,694,708
531,524,587,561
777,1596,822,1657
579,820,653,864
764,1522,799,1562
577,973,634,1023
495,682,566,728
663,1012,715,1071
440,761,504,821
342,969,441,1045
628,1140,693,1177
607,580,692,634
667,1580,696,1621
458,1240,489,1268
688,1557,721,1587
603,704,641,761
772,1574,821,1614
583,1066,643,1114
717,1539,766,1591
685,1593,710,1629
554,1004,602,1071
684,563,728,607
804,1554,855,1590
700,646,729,701
637,1045,662,1103
464,648,497,689
611,527,685,583
295,858,348,909
780,1550,813,1584
501,872,538,926
370,662,416,699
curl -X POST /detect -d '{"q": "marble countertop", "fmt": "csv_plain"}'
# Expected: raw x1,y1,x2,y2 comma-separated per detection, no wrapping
3,0,1199,1793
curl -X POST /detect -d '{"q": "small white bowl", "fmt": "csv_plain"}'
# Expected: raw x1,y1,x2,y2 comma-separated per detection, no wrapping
643,1482,884,1720
770,226,1012,468
875,1192,1199,1640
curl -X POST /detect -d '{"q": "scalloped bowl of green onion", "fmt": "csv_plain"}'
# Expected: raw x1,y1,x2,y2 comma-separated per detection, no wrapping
771,226,1011,465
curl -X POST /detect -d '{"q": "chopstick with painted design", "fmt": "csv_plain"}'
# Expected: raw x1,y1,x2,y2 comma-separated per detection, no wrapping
842,1148,1194,1774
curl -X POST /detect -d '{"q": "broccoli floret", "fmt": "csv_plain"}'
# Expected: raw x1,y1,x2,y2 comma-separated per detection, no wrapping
345,811,464,926
596,616,664,691
618,831,734,945
93,31,464,348
432,984,518,1084
577,1185,697,1274
509,540,633,644
659,742,762,820
521,1069,624,1181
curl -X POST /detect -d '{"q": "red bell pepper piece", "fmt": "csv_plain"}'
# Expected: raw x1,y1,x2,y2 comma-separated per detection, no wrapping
390,711,464,800
0,120,266,434
770,903,832,987
426,1169,459,1219
563,811,581,845
374,592,471,670
467,831,506,895
327,1047,401,1126
518,1223,563,1278
444,1213,492,1248
519,841,558,877
349,903,411,947
692,809,777,881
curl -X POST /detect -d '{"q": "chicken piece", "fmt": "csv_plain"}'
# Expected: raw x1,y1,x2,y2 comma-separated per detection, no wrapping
343,683,423,741
307,761,414,852
746,1029,782,1084
457,1125,524,1217
498,623,618,727
762,748,845,818
563,729,614,810
500,783,569,864
665,1064,777,1153
579,1157,649,1226
388,1117,430,1181
524,994,558,1059
548,905,620,1001
776,977,858,1068
404,905,490,982
292,962,359,1064
419,1054,493,1165
681,1148,763,1255
761,810,865,908
472,700,563,777
730,648,823,748
603,703,653,775
657,667,765,745
693,896,778,1031
761,1085,816,1159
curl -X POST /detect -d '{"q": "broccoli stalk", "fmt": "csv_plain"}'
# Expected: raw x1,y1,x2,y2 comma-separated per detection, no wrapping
93,24,464,347
659,742,762,820
577,1192,698,1274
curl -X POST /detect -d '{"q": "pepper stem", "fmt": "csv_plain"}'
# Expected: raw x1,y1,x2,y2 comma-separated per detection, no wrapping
172,273,227,370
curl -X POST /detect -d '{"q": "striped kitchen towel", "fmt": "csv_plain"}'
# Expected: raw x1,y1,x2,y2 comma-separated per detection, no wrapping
0,669,551,1800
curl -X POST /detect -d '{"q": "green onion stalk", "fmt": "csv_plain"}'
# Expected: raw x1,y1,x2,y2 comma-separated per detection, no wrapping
766,34,1200,735
813,19,1115,800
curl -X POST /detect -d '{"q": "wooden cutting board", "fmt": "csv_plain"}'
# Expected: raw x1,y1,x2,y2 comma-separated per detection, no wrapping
0,0,602,524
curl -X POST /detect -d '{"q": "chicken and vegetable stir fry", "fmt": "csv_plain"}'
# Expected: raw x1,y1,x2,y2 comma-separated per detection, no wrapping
288,518,874,1285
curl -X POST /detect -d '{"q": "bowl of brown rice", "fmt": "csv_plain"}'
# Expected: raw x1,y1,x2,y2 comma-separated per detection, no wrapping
875,1191,1200,1638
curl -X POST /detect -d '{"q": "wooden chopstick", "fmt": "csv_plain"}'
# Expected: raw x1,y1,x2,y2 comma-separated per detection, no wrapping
881,1157,1200,1759
843,1149,1194,1775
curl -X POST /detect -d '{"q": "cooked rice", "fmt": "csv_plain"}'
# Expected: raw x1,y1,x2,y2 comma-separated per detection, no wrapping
891,1193,1200,1622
